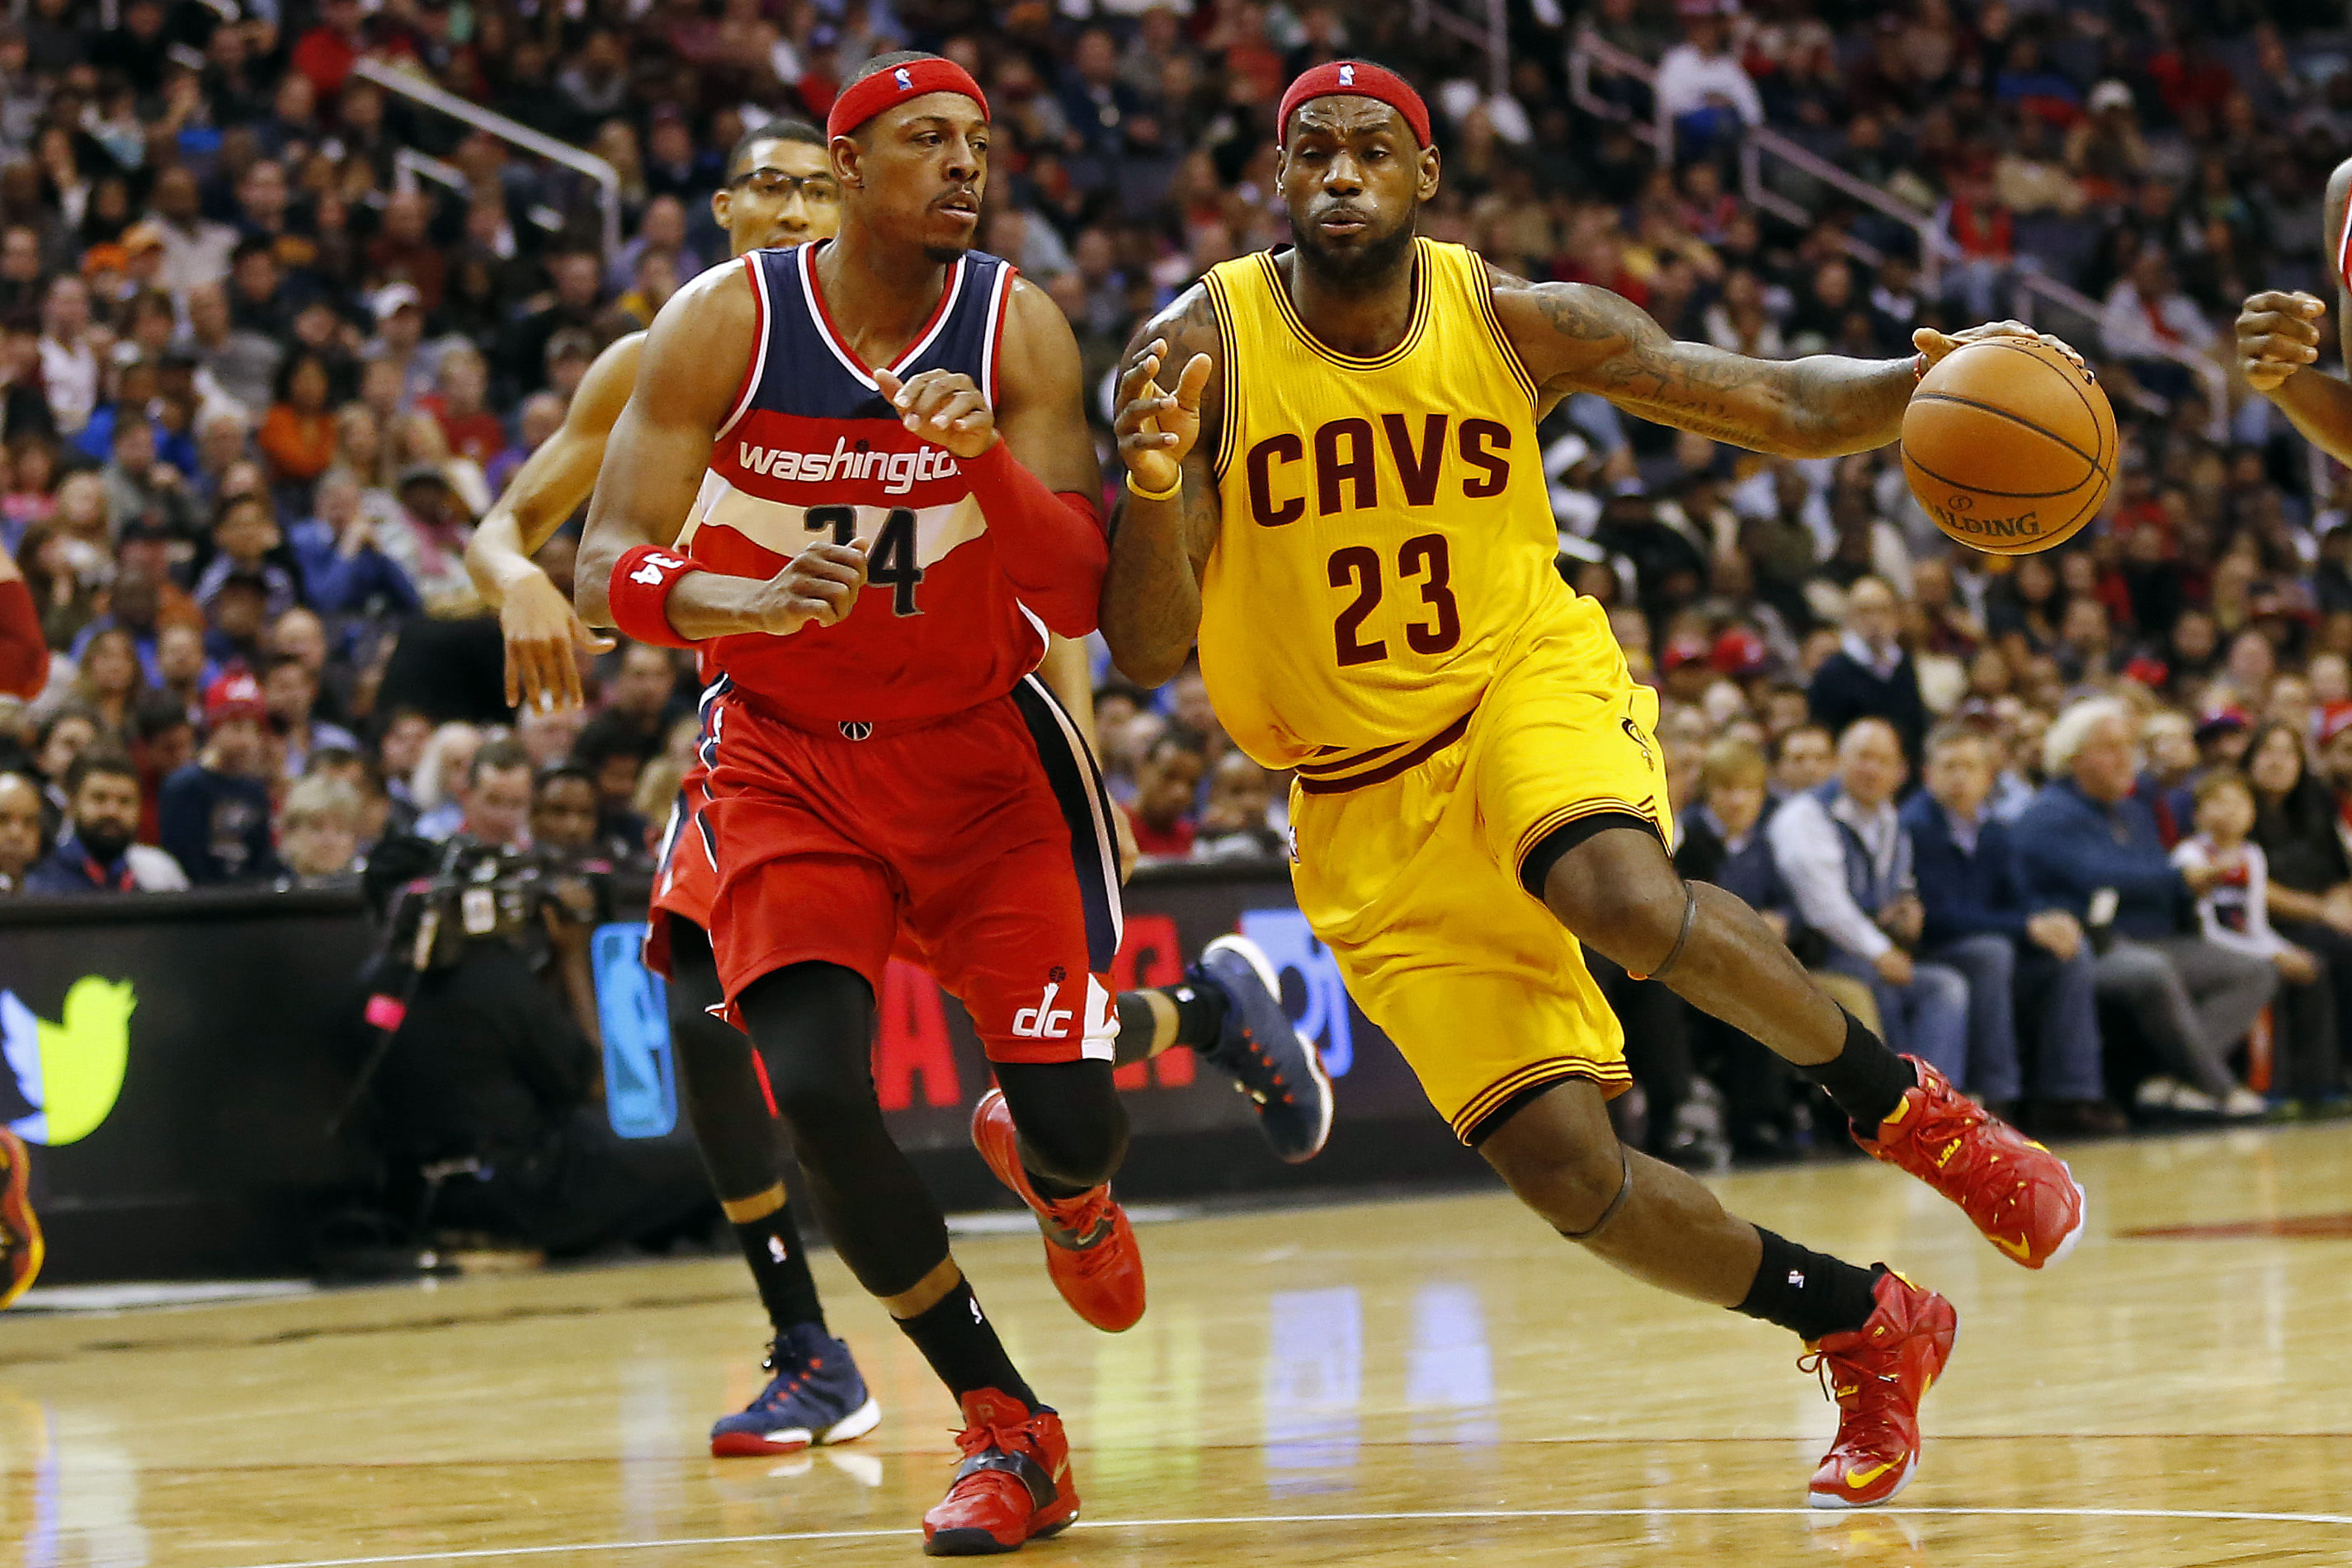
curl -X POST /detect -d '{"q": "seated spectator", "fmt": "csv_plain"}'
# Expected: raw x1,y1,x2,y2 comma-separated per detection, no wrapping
411,721,484,841
2241,720,2352,1103
422,343,508,472
532,761,639,864
261,652,360,779
1904,724,2118,1132
1807,576,1928,765
30,707,100,830
1770,722,1835,799
1768,717,1970,1082
459,739,535,850
2137,709,2199,845
0,770,40,893
25,751,185,892
1193,752,1283,861
2015,699,2272,1119
257,350,338,488
158,672,285,885
1123,733,1205,860
572,711,650,851
100,415,198,539
194,493,299,621
289,469,422,618
277,774,363,886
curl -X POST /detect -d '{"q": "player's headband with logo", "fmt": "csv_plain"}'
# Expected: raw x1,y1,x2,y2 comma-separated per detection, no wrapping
1277,59,1432,149
826,58,991,142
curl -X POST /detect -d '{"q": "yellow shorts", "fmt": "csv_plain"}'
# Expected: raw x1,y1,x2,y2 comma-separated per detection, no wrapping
1288,596,1672,1144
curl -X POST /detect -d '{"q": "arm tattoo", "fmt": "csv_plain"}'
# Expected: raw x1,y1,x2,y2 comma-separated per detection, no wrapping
1512,278,1912,459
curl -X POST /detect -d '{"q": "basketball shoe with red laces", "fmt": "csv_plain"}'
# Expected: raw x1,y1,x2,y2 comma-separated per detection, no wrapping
1855,1057,2088,1269
921,1389,1081,1556
970,1089,1145,1332
0,1128,42,1310
1803,1269,1958,1509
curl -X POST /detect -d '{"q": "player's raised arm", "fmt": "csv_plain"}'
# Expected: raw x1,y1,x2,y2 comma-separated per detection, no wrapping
465,335,636,710
874,277,1105,638
1486,264,2072,459
577,265,870,643
2235,160,2352,463
1099,287,1220,689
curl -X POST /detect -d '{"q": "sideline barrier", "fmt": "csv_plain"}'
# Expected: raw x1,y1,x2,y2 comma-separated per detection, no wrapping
0,864,1485,1283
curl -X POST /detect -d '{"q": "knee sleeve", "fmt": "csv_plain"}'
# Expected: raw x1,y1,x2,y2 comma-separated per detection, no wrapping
995,1059,1129,1190
737,962,949,1298
665,921,785,1203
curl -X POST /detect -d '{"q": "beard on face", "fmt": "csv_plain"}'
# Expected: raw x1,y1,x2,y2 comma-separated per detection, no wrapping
1288,205,1417,287
78,820,134,862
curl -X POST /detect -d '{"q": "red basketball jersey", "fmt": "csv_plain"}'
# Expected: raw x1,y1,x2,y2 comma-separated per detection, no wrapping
677,242,1044,724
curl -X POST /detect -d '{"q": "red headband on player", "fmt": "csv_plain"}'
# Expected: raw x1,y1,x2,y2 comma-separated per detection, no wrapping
826,58,990,141
1277,60,1431,148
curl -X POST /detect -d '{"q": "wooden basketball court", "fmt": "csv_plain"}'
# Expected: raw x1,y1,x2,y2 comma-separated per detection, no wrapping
9,1123,2352,1566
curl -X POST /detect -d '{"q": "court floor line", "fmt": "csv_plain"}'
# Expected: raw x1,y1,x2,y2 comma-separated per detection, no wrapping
231,1503,2352,1568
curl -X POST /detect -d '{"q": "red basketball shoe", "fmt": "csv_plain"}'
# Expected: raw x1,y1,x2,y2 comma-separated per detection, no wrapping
1855,1057,2088,1269
0,1128,42,1310
971,1089,1144,1332
1803,1270,1958,1509
921,1389,1080,1556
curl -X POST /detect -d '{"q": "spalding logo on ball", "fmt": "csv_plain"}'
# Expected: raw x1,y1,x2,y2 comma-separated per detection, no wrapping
1901,338,2115,557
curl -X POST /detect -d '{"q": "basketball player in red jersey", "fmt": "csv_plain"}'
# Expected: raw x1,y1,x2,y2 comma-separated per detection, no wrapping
0,533,45,1308
577,52,1239,1554
470,120,1328,1465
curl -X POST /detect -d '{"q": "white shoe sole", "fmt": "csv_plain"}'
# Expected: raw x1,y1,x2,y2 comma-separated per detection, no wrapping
2043,1179,2090,1269
1204,934,1335,1161
818,1396,882,1446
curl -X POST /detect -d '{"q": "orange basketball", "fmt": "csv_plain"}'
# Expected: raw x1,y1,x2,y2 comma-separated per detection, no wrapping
1900,337,2116,556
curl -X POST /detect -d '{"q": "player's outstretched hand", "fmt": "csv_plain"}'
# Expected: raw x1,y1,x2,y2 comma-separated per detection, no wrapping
758,538,870,636
1916,322,2088,373
874,367,997,459
2237,291,2325,393
502,569,615,713
1115,337,1212,497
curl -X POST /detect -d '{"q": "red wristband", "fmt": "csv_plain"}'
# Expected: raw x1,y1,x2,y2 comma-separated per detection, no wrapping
607,544,702,649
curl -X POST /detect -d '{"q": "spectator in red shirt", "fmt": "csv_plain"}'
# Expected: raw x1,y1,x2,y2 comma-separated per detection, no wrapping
292,0,365,100
421,344,507,471
1122,733,1205,861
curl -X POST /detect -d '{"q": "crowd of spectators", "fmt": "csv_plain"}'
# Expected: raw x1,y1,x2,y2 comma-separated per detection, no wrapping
3,0,2352,1158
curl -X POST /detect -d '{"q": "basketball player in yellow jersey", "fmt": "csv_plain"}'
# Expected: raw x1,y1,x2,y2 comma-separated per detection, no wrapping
1105,60,2091,1511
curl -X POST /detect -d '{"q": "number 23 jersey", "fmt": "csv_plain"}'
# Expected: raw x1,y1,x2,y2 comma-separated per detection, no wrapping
677,241,1045,724
1198,238,1572,782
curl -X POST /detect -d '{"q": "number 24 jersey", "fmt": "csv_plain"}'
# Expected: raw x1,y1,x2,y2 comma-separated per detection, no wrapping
1197,238,1575,784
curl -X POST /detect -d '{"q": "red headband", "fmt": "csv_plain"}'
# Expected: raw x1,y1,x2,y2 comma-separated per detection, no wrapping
1278,60,1431,148
826,58,990,141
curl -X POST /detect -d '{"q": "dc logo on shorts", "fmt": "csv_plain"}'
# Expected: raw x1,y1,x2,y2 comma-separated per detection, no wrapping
839,720,874,742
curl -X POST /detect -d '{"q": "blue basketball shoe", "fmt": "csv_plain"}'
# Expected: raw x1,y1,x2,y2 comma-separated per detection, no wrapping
1190,935,1334,1163
709,1323,881,1457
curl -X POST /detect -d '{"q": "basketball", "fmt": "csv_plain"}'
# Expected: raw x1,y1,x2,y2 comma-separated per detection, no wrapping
1901,337,2116,555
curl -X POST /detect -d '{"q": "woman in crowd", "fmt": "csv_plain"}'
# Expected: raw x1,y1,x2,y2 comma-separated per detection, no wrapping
2243,719,2352,1103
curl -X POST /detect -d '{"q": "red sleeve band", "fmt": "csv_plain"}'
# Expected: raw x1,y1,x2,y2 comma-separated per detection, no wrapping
607,544,703,649
0,576,46,699
960,440,1107,639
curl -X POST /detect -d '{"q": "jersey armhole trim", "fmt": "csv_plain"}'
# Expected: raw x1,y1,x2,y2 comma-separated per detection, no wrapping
981,259,1014,410
2337,191,2352,295
1204,269,1239,484
713,254,771,441
1473,259,1542,413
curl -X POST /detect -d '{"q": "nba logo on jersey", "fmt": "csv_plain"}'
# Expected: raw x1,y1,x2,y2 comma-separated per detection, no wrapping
1339,64,1355,86
895,66,913,91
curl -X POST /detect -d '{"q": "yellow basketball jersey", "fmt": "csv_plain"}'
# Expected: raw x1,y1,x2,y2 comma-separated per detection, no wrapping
1198,238,1571,784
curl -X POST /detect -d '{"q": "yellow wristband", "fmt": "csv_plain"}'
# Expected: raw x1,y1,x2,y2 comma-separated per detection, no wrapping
1124,469,1182,503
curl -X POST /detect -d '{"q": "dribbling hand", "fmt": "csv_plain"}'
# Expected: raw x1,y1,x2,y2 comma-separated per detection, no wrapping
1916,322,2087,373
1115,337,1212,497
757,538,870,636
875,367,997,459
2237,291,2325,393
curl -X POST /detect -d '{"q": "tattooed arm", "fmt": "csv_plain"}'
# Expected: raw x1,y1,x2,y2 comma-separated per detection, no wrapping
1101,283,1224,689
1486,262,2058,459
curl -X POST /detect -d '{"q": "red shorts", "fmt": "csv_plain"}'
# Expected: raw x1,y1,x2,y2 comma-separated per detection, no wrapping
643,762,719,981
700,673,1124,1064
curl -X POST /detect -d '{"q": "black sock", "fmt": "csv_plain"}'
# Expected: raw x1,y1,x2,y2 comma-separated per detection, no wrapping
893,1277,1037,1406
1112,992,1157,1067
1732,1228,1885,1342
1025,1164,1091,1201
1797,1008,1918,1133
732,1198,827,1338
1169,978,1227,1051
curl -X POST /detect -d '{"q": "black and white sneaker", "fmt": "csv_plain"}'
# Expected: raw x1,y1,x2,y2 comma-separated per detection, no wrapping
1189,935,1334,1163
